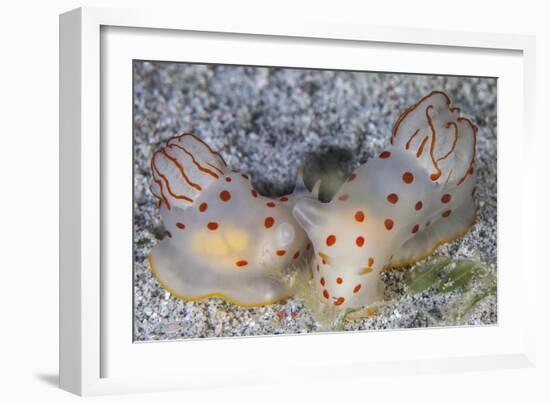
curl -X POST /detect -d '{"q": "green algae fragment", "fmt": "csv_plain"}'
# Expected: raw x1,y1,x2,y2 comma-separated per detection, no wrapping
405,257,452,294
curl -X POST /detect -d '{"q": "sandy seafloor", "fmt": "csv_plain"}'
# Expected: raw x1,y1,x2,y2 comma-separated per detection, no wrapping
133,62,497,341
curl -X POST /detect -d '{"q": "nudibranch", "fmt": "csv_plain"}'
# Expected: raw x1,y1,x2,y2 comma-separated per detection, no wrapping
293,91,478,309
148,133,311,307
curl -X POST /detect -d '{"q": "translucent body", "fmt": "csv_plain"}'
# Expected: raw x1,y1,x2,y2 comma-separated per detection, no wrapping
149,133,310,306
293,91,478,309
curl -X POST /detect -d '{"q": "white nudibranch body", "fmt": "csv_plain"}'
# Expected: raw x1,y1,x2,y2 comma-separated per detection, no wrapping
293,91,478,309
149,133,311,306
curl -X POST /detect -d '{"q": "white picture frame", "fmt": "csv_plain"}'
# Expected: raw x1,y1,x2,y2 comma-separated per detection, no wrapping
59,6,537,396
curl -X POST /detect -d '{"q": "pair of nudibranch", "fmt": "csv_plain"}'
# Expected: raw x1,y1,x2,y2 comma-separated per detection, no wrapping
148,91,477,309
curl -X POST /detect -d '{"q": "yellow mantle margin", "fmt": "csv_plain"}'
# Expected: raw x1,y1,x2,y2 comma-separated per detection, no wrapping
148,255,291,308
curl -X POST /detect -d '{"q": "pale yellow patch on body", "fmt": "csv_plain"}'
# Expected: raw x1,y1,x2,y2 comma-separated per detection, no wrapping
190,226,251,266
225,228,249,253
